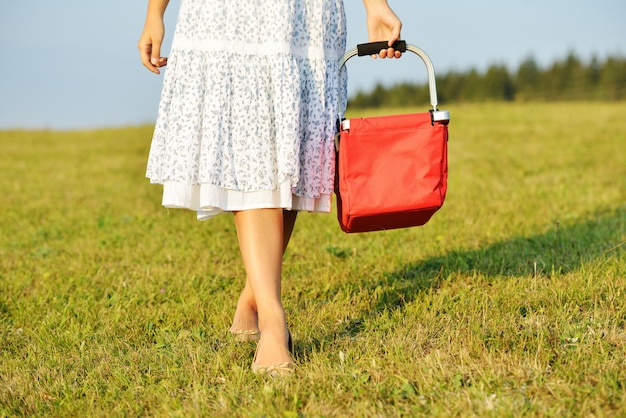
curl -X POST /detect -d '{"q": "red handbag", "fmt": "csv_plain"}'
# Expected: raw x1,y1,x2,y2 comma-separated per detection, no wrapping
335,42,450,233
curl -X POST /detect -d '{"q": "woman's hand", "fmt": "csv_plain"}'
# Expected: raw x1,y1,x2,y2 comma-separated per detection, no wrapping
138,1,170,74
363,0,403,58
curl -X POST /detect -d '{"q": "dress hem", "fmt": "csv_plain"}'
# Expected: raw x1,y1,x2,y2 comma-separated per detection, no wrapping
158,180,332,221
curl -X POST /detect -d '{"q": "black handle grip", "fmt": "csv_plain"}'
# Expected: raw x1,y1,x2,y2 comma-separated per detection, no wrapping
356,40,407,57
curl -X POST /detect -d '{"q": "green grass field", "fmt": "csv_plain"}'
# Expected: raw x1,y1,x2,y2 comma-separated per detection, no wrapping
1,102,625,416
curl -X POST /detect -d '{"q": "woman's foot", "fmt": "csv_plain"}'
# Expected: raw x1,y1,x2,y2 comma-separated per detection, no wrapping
251,322,294,376
229,283,260,340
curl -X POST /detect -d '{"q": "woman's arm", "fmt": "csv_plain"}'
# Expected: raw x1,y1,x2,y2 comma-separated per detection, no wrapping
362,0,403,58
138,0,171,74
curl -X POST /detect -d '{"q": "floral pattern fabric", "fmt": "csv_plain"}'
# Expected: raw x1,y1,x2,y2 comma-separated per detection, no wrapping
146,0,347,220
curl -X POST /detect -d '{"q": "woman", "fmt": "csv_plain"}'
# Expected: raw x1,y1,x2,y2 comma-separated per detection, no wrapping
138,0,402,376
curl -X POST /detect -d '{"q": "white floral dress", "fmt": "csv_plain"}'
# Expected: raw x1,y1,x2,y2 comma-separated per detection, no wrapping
146,0,347,220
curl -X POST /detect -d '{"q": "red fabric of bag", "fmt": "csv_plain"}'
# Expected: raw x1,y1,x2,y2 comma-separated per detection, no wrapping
335,112,448,233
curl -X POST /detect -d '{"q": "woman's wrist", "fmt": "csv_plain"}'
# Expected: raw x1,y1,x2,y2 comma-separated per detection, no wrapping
146,0,170,19
362,0,390,11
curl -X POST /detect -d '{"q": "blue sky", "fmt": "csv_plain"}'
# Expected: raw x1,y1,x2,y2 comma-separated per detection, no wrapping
0,0,624,130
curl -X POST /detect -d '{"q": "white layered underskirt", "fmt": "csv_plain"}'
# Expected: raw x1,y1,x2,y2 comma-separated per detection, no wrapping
162,181,331,221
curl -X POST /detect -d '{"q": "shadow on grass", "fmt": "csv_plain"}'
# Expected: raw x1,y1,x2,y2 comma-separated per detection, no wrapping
336,206,625,338
396,207,622,277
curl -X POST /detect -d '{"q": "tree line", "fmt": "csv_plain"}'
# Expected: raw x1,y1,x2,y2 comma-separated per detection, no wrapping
348,52,626,107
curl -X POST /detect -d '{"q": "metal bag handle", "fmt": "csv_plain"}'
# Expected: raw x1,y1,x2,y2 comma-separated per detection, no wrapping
340,41,443,114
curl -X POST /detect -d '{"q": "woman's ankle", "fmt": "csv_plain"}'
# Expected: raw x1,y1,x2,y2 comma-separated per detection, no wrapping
257,308,288,333
230,291,259,331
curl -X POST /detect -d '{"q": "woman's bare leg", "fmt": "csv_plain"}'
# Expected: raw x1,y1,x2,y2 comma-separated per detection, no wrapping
229,210,297,334
233,208,293,366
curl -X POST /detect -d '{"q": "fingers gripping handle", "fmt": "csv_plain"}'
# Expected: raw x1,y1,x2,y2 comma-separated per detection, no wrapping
339,42,440,111
356,40,407,57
